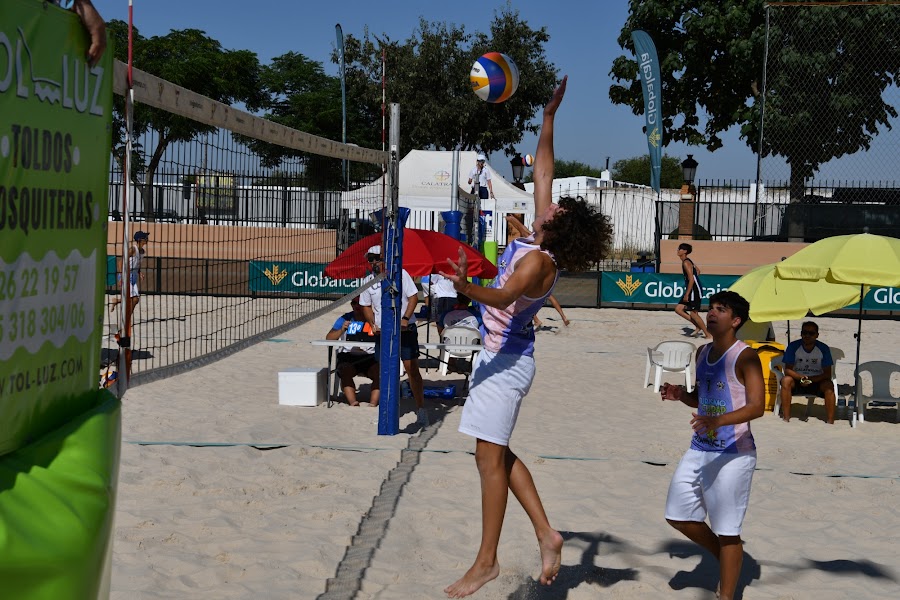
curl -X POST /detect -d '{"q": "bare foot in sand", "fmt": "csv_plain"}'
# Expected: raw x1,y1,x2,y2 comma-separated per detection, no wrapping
538,529,564,585
444,561,499,598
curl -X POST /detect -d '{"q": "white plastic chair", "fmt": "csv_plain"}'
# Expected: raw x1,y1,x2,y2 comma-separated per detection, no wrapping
770,347,843,420
439,325,482,376
644,341,695,392
855,361,900,424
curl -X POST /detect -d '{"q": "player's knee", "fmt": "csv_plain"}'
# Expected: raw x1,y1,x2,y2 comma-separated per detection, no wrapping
666,518,689,533
718,534,742,547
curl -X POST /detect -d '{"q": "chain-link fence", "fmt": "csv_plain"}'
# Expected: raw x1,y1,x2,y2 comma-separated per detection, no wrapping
760,2,900,201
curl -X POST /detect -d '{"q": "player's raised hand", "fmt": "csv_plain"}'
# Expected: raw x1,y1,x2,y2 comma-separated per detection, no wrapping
441,247,470,293
660,383,684,402
543,75,567,118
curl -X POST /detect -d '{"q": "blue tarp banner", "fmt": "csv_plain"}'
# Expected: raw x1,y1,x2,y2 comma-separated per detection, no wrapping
631,30,663,193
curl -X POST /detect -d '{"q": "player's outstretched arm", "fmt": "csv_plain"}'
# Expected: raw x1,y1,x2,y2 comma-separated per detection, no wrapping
532,76,567,226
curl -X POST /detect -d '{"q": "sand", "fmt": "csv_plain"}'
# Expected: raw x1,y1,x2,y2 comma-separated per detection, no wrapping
110,307,900,599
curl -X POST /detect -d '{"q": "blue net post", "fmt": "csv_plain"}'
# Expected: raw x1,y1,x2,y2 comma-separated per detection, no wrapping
441,210,462,241
376,207,409,435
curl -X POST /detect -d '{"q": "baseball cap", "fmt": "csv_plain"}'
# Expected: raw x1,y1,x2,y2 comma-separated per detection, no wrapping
476,154,486,162
134,231,149,241
366,245,382,257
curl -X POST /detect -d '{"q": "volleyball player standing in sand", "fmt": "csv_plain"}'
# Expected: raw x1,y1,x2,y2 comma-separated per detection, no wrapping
441,76,614,598
660,290,765,600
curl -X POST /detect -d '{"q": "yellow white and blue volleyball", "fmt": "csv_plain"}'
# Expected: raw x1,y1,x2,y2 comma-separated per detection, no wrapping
470,52,519,103
523,154,534,167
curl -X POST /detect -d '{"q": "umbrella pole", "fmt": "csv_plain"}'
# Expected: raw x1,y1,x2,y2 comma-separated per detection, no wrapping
853,283,864,424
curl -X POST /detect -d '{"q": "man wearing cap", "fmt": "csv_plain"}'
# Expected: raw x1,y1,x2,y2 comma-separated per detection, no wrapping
468,154,495,200
357,245,429,426
110,231,149,315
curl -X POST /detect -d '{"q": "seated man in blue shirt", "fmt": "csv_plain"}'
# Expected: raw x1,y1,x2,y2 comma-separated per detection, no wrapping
325,297,378,406
780,321,836,423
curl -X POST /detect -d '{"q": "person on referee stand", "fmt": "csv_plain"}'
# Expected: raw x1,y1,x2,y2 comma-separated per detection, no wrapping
325,297,379,407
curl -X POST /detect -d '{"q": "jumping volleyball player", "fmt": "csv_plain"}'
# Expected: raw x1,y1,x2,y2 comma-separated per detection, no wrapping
441,76,614,598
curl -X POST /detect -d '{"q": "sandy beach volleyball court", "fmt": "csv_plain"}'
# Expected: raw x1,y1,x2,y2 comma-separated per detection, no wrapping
111,306,899,599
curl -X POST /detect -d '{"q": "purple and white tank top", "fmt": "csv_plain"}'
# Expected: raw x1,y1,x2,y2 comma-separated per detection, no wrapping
690,340,757,454
479,236,557,357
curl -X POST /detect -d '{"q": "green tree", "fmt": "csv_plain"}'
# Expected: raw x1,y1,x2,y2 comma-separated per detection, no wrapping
338,5,557,158
612,154,683,188
609,1,900,198
107,21,265,220
241,52,352,190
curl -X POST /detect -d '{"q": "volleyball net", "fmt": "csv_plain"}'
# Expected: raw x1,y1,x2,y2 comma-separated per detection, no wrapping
105,61,389,386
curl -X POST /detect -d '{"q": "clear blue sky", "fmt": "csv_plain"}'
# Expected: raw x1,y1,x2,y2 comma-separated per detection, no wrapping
93,0,759,183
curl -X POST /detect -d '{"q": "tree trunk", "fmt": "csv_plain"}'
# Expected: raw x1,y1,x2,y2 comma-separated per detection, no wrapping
143,137,171,223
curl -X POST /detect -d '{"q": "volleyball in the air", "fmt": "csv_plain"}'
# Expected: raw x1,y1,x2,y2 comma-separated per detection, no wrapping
470,52,519,103
523,154,534,167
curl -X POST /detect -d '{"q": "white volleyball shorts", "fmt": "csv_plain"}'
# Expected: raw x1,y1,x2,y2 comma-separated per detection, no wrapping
458,349,536,446
664,448,757,536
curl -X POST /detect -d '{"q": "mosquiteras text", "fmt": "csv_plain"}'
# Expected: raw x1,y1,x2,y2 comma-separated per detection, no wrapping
0,125,94,234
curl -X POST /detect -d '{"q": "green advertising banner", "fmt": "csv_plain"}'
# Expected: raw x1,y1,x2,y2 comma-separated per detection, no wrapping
601,272,738,305
1,0,112,454
1,2,119,598
600,272,900,312
249,260,370,294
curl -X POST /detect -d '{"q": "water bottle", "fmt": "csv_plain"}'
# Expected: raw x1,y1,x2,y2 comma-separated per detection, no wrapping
848,397,857,426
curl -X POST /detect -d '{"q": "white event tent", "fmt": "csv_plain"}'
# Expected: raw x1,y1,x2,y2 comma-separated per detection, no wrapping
341,150,533,214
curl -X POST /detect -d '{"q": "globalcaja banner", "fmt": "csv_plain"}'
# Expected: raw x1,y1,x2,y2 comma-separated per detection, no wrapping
600,272,900,312
631,30,663,193
0,0,112,455
601,272,737,305
249,261,370,294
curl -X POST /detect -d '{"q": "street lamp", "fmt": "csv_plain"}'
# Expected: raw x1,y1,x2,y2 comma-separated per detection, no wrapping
678,154,699,240
510,153,524,183
681,154,699,185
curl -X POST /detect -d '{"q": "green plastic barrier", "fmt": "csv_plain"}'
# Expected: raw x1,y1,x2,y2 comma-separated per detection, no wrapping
1,2,118,598
482,241,498,285
0,389,120,598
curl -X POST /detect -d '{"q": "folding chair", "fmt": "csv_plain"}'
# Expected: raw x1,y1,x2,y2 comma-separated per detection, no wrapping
855,361,900,424
439,325,482,376
644,341,695,393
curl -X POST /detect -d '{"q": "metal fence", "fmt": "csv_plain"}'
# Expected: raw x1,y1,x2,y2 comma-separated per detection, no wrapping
760,3,900,194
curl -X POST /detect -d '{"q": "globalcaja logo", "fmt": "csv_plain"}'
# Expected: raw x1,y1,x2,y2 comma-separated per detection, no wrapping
648,126,661,149
616,275,643,296
263,264,288,286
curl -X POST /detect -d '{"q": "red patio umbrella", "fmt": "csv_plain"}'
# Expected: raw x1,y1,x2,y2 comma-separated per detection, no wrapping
324,229,498,279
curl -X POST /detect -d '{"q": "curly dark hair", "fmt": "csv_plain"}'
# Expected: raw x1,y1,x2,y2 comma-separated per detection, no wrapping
539,196,613,272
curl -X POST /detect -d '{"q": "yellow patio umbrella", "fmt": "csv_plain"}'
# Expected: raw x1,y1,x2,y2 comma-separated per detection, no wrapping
774,233,900,288
730,263,865,322
775,233,900,423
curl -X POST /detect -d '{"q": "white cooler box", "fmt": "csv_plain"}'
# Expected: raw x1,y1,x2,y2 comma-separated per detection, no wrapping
278,367,327,406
